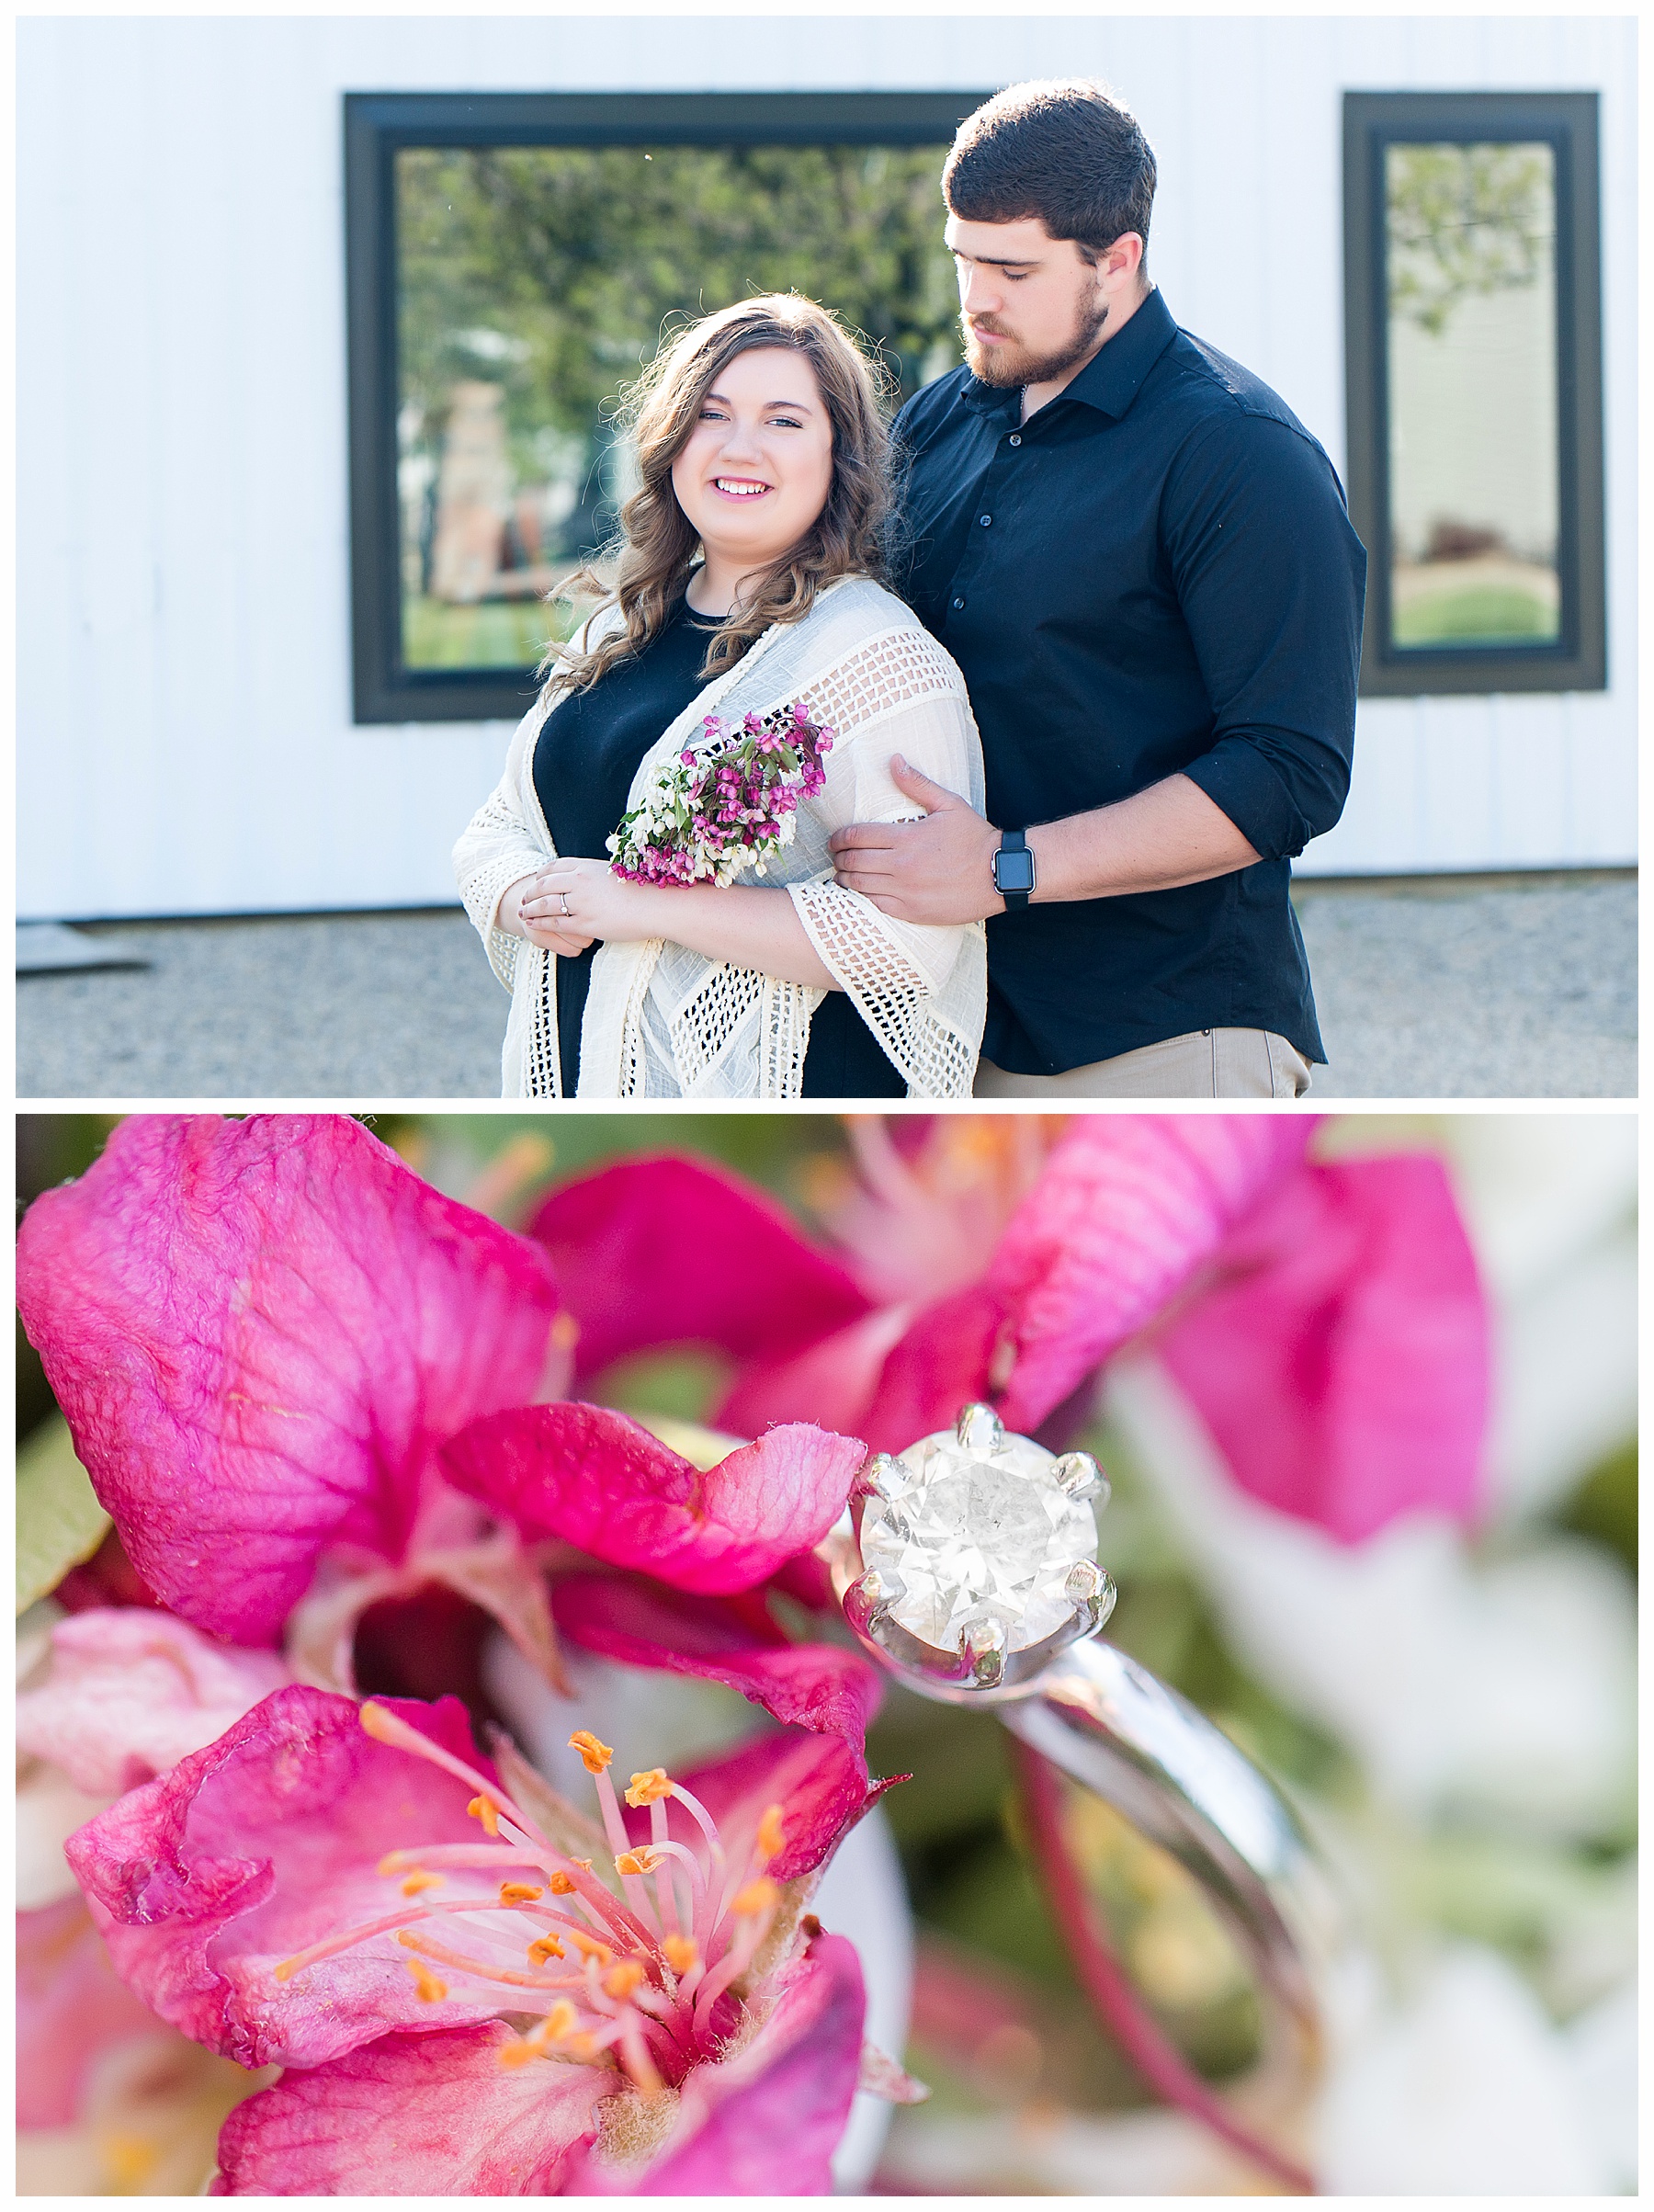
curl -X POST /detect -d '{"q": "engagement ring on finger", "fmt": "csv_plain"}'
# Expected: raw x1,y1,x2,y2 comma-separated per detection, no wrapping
817,1402,1348,2153
559,891,572,917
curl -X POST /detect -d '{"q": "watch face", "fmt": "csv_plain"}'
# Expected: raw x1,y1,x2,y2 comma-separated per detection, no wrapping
995,846,1036,894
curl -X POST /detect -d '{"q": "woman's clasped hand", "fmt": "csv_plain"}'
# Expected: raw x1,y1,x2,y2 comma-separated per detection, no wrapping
502,857,640,955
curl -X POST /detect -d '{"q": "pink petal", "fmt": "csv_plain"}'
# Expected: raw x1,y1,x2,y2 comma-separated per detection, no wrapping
865,1116,1314,1443
17,1895,164,2127
580,1931,866,2195
625,1726,890,1884
16,1116,560,1645
552,1573,882,1749
17,1608,289,1797
527,1156,868,1382
65,1685,510,2069
212,2022,613,2195
442,1404,865,1595
1157,1154,1490,1540
840,1285,1009,1455
718,1302,923,1441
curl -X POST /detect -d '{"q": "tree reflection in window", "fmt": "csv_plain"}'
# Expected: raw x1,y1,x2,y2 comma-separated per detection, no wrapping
394,143,961,674
1384,142,1561,650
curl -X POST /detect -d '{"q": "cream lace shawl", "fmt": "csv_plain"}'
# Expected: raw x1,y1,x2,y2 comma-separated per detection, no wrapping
453,575,988,1098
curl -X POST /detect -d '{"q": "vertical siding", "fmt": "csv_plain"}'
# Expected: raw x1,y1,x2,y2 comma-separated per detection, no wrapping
17,15,1637,917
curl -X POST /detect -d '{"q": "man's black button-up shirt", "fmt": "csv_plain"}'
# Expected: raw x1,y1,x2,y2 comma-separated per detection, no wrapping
891,286,1366,1074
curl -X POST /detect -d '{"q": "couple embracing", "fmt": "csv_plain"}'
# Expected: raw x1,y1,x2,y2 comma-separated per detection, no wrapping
457,78,1366,1099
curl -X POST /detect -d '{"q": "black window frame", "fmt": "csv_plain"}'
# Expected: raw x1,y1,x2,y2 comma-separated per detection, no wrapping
1342,90,1605,697
344,90,986,725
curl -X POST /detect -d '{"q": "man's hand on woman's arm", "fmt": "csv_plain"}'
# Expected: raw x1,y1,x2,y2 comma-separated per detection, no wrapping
828,755,1261,925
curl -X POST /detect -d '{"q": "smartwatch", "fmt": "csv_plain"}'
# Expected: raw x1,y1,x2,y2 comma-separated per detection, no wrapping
991,827,1037,909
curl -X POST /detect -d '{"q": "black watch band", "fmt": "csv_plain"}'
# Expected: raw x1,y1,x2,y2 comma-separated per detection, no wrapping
992,827,1036,909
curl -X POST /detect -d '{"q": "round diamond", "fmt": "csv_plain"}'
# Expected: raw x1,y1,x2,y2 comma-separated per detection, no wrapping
860,1419,1099,1655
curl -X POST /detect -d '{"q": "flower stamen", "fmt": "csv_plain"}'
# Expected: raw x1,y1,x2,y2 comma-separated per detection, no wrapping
396,1927,575,1992
405,1956,448,2003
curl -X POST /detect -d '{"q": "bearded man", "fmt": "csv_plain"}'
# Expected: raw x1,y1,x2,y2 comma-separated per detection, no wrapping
830,78,1367,1097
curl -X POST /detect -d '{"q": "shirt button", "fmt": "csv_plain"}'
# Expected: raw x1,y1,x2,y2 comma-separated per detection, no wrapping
1008,433,1022,447
978,514,992,527
951,596,966,610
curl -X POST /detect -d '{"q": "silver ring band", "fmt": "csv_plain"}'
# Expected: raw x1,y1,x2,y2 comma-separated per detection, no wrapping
1002,1637,1342,2114
821,1404,1351,2162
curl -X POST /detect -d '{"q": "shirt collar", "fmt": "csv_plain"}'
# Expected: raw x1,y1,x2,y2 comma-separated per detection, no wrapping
957,283,1178,422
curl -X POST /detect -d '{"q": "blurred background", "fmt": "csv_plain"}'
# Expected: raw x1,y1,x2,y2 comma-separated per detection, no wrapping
15,14,1637,1097
17,1111,1637,2193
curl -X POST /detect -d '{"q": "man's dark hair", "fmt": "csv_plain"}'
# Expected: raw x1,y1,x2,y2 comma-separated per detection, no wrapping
944,78,1157,271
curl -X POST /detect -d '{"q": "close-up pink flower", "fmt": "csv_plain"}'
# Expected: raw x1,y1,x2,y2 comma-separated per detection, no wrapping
14,1109,1546,2197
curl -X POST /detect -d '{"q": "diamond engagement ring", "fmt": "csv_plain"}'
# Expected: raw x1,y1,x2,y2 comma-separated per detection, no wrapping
818,1403,1347,2164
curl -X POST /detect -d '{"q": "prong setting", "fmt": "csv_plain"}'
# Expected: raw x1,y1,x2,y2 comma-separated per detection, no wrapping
960,1612,1008,1689
844,1407,1116,1702
854,1451,901,1503
1052,1452,1108,1506
955,1402,1004,1452
1064,1560,1117,1635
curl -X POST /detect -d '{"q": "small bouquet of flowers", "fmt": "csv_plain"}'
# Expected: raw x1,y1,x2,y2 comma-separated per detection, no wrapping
606,700,835,888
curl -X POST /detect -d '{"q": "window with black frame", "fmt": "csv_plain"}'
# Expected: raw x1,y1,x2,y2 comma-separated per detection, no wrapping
346,94,981,723
1342,91,1604,696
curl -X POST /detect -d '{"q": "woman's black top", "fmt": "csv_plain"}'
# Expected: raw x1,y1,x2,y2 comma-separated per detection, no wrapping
531,597,904,1097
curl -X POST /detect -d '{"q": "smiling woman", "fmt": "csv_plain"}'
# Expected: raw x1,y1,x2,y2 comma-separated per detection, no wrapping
454,297,990,1101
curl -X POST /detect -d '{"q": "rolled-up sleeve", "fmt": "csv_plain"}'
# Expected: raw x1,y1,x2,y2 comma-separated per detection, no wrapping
1164,412,1367,860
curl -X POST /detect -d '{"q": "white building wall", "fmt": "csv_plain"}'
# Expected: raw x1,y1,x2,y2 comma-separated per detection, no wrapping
17,14,1637,919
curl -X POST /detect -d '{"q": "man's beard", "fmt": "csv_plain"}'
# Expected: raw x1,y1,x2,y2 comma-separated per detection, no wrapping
963,288,1110,390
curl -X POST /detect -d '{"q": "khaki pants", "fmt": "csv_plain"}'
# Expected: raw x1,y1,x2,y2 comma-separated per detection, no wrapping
974,1027,1313,1099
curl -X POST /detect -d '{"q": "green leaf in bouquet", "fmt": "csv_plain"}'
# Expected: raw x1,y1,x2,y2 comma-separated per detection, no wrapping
17,1416,110,1613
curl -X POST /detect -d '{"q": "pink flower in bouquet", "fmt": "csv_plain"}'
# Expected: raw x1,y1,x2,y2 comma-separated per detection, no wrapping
531,1116,1490,1544
607,700,833,888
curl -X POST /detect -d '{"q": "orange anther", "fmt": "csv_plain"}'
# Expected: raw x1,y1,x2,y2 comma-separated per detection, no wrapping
358,1701,400,1744
614,1850,657,1877
527,1933,566,1965
625,1767,672,1808
755,1804,787,1864
498,2039,538,2069
400,1871,444,1898
540,1999,578,2043
731,1877,779,1918
273,1957,301,1984
405,1957,448,2003
467,1795,501,1836
499,1882,544,1904
663,1934,699,1975
568,1730,614,1775
567,1931,613,1967
604,1960,646,2001
549,1871,578,1895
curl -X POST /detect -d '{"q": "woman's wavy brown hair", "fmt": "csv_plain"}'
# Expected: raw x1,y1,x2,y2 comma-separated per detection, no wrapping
544,294,895,695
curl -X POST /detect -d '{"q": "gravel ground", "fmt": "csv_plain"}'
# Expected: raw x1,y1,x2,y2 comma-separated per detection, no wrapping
1292,873,1636,1099
17,874,1636,1100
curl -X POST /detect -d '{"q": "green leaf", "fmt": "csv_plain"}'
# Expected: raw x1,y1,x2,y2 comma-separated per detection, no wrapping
17,1417,110,1613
